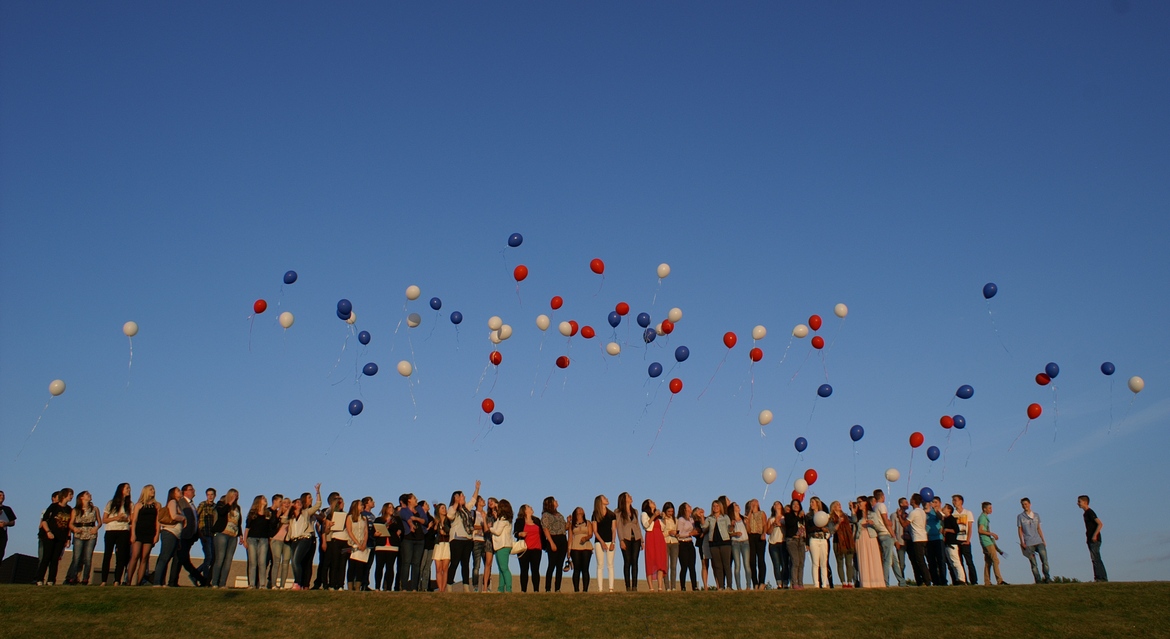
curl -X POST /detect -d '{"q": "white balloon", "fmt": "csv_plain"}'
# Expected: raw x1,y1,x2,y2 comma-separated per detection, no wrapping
497,324,513,340
49,379,66,397
396,360,413,377
536,314,550,331
758,410,773,426
405,285,421,301
606,342,621,356
487,316,503,331
792,324,809,338
122,321,139,337
885,468,901,483
794,479,808,494
762,467,777,485
834,303,849,319
668,307,683,323
657,263,671,279
489,331,501,344
345,311,357,325
655,323,665,336
558,321,573,337
813,511,830,528
407,313,422,328
1129,376,1145,394
752,325,766,341
279,312,295,329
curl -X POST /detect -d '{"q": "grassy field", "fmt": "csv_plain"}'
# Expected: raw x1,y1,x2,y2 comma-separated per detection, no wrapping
2,582,1166,638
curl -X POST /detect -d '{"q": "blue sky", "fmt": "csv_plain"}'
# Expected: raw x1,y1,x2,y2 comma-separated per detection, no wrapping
2,2,1168,581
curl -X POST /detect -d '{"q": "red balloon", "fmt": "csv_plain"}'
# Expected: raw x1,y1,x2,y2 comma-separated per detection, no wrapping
615,302,630,316
253,299,267,314
940,416,954,429
661,319,675,334
513,265,528,282
811,336,825,350
1035,373,1050,386
909,432,925,448
792,490,805,502
550,296,563,310
723,332,738,349
808,315,823,331
669,378,683,394
568,320,579,337
803,468,818,486
481,398,495,414
581,326,595,339
556,356,570,369
749,347,763,362
489,351,502,366
590,258,605,275
1027,403,1042,420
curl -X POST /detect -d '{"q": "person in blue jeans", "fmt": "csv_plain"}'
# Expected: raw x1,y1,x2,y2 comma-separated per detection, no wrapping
397,493,427,591
1016,498,1050,583
196,488,218,586
1078,495,1107,582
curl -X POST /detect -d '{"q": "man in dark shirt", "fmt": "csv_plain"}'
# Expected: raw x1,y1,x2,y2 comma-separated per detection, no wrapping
1078,495,1106,582
0,490,16,564
170,484,205,586
196,488,218,586
37,488,73,585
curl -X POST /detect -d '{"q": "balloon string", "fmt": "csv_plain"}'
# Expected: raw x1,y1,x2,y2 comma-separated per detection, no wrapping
696,352,729,400
473,364,491,397
826,317,846,353
1050,385,1060,442
820,350,829,382
425,313,439,342
1008,419,1030,452
1107,379,1115,434
407,376,418,420
324,415,354,458
471,414,487,445
762,484,769,503
515,283,522,307
647,394,674,456
247,315,255,352
593,275,604,298
852,442,858,497
906,450,915,499
807,397,818,425
487,368,499,395
126,336,134,389
776,337,794,368
788,349,813,384
1119,394,1137,429
329,331,351,378
454,326,460,351
651,279,661,307
407,334,419,385
784,455,799,493
985,301,1012,358
14,399,52,461
540,368,555,398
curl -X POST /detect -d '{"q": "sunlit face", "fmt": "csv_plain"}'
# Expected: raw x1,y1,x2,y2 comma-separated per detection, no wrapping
123,485,132,498
601,496,609,508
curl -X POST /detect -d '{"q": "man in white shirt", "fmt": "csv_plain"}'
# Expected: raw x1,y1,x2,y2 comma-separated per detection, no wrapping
873,490,903,586
908,494,930,586
951,494,978,585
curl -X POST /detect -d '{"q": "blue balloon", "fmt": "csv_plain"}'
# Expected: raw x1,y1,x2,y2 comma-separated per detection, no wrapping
1101,361,1115,376
337,308,352,321
283,270,297,285
491,411,504,425
358,330,371,345
817,384,833,398
983,283,998,299
919,487,935,503
636,313,651,328
648,362,663,378
449,311,463,325
362,362,378,376
507,233,523,248
337,299,353,315
608,311,621,328
926,446,940,461
643,328,657,344
850,424,864,442
952,414,966,430
794,437,808,453
1045,362,1060,379
674,346,690,363
956,384,974,400
429,297,442,311
348,400,363,416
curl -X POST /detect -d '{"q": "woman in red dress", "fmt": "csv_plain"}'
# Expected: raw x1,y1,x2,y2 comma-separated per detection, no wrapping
641,499,667,592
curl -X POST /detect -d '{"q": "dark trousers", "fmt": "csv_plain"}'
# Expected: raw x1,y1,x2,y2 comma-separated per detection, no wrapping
1088,541,1108,582
375,550,397,590
518,548,542,592
926,540,948,585
290,537,315,587
570,549,592,592
544,534,567,592
313,541,329,588
101,530,131,584
0,529,7,563
959,543,978,584
326,539,348,589
621,539,642,590
447,539,473,586
709,543,733,589
37,534,67,583
910,541,929,585
747,534,767,587
171,535,202,586
679,541,698,589
399,538,424,591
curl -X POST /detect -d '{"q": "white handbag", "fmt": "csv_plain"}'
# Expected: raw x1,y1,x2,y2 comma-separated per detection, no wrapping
510,540,527,555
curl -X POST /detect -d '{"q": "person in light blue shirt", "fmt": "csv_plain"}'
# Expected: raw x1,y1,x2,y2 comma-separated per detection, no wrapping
925,497,947,586
1016,498,1050,584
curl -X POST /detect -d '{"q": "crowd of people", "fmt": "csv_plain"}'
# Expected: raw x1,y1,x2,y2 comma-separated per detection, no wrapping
0,484,1108,591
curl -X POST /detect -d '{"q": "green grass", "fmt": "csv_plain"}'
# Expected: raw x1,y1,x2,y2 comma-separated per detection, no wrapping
2,582,1167,638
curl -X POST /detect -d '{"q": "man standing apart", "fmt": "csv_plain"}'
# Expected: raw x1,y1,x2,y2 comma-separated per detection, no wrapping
951,494,978,585
196,488,217,586
1016,498,1050,584
0,491,15,563
1078,495,1106,582
976,502,1007,585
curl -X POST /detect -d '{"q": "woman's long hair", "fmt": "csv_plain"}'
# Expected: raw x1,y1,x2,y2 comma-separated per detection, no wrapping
137,484,157,507
348,499,363,523
542,496,558,516
74,491,94,515
570,507,587,528
591,495,610,523
109,483,132,515
617,492,634,522
248,495,267,519
496,499,513,522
